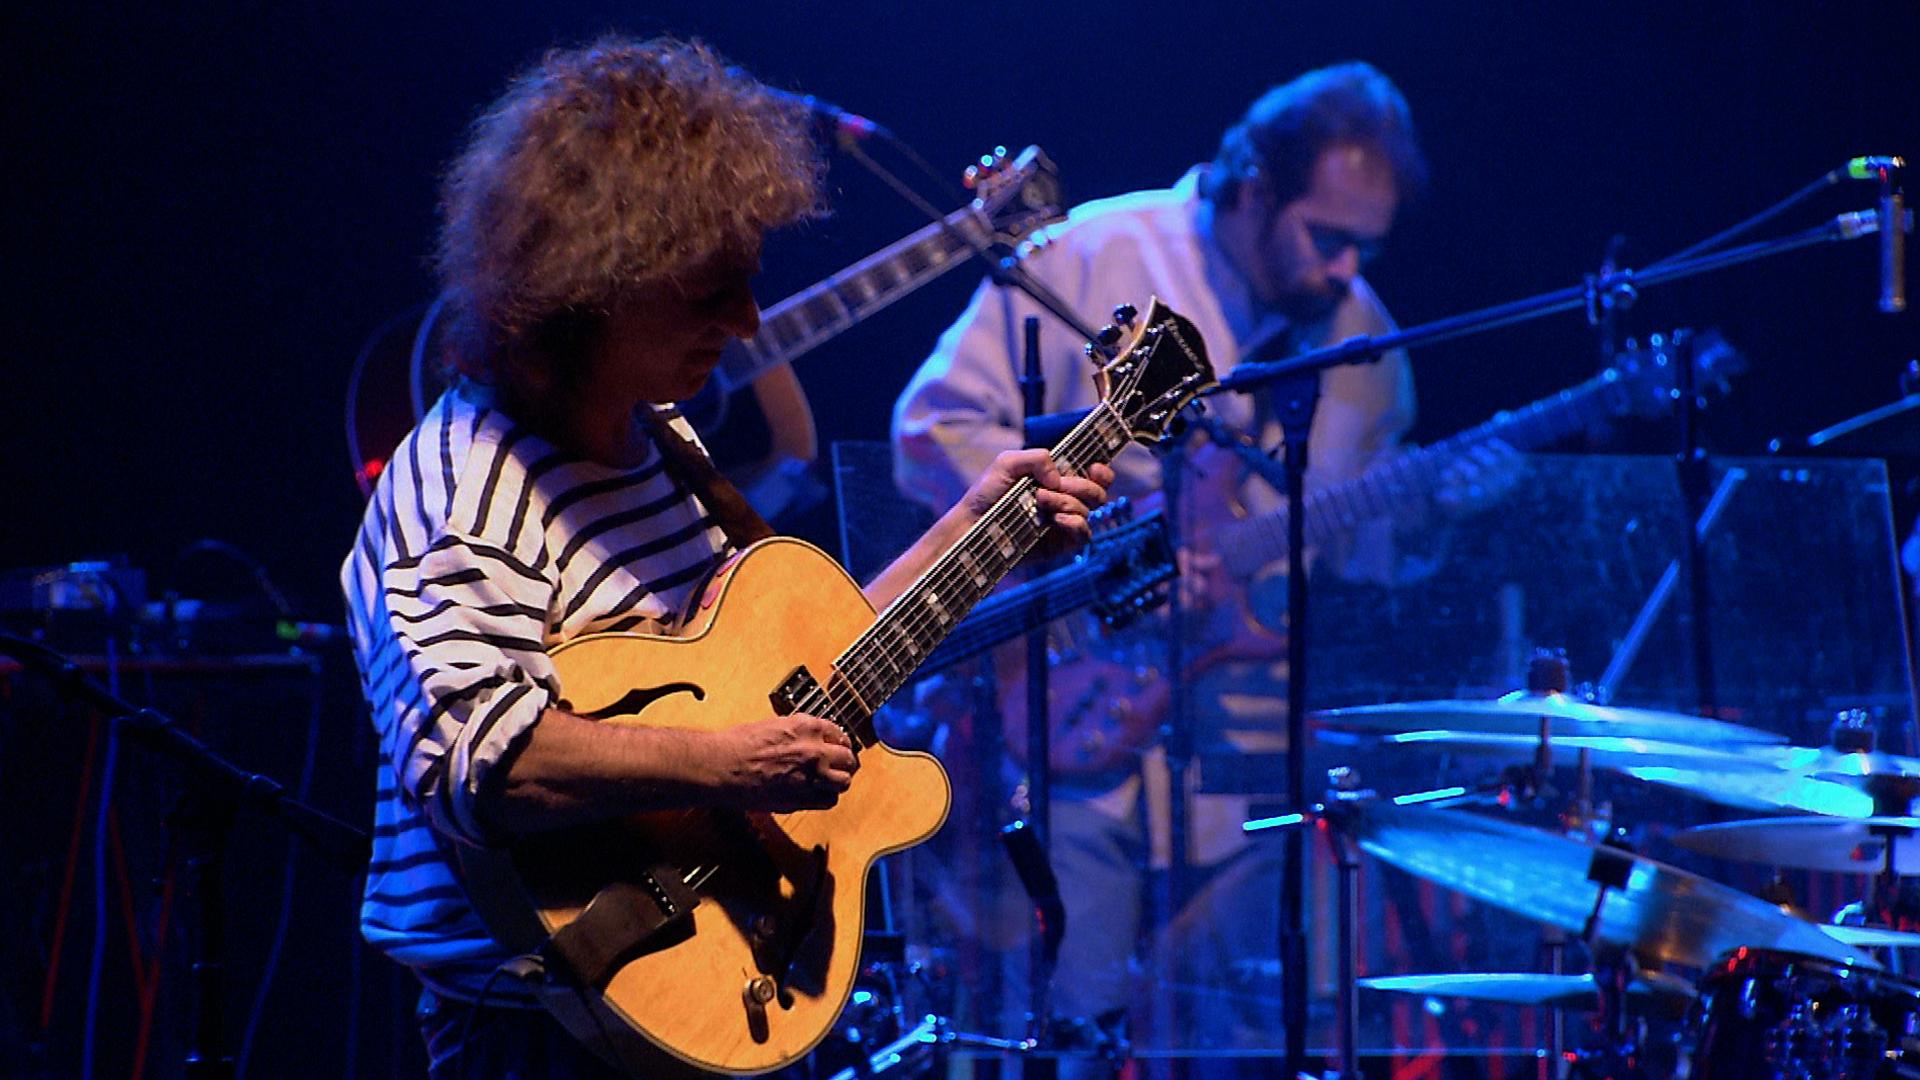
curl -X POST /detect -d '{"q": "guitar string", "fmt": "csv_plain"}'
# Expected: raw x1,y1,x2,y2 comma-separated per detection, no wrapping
823,340,1179,720
841,351,1165,692
821,407,1126,728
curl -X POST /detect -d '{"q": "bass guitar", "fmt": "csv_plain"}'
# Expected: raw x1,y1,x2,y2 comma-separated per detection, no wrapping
1020,329,1745,775
460,299,1214,1076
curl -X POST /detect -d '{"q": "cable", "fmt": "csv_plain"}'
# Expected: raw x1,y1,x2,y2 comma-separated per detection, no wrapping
170,539,294,619
1644,165,1848,272
344,301,431,498
876,129,970,208
234,664,323,1078
81,642,122,1080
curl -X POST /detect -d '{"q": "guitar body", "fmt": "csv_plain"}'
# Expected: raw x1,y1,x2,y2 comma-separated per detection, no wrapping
462,538,951,1076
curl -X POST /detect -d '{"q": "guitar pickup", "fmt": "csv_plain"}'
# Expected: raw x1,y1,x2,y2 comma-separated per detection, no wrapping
770,666,821,716
771,667,862,749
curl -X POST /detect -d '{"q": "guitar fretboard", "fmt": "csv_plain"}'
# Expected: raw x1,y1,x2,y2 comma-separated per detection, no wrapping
718,206,998,388
811,407,1136,738
1217,367,1633,576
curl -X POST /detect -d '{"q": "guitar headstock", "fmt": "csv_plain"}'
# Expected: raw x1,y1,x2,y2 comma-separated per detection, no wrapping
1083,501,1177,629
1609,328,1748,417
1090,297,1218,446
965,145,1064,246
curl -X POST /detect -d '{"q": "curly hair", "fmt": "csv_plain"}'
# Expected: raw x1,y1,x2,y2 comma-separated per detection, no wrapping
1201,61,1427,209
435,36,826,384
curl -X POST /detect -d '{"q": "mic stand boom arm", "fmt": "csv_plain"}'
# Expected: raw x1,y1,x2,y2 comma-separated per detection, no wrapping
1217,208,1897,397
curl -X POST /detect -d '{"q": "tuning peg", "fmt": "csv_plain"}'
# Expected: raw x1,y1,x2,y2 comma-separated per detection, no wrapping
1083,342,1105,362
1095,324,1123,347
1113,303,1138,327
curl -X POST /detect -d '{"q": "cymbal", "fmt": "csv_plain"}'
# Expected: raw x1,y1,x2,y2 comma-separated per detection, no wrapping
1375,730,1759,770
1764,745,1920,783
1343,803,1874,969
1675,816,1920,874
1371,730,1874,816
1313,693,1783,746
1358,971,1695,1011
1823,923,1920,949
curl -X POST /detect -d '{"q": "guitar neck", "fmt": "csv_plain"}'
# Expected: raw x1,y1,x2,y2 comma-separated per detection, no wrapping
1219,366,1630,576
719,206,995,388
915,558,1106,676
832,409,1134,721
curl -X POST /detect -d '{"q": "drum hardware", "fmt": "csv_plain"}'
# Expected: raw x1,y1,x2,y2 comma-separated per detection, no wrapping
1684,948,1920,1079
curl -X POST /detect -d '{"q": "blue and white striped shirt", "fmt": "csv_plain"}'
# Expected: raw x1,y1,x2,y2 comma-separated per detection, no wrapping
341,384,731,1002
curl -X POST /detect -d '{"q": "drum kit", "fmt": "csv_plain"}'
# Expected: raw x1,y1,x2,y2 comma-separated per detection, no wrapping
1297,666,1920,1079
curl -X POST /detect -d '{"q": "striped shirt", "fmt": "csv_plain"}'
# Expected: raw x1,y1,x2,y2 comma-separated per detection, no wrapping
341,384,732,1002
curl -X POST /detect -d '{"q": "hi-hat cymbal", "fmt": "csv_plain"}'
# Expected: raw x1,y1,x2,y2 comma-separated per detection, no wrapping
1342,803,1874,969
1313,693,1783,746
1823,923,1920,949
1358,971,1695,1011
1774,746,1920,782
1675,817,1920,874
1370,730,1876,817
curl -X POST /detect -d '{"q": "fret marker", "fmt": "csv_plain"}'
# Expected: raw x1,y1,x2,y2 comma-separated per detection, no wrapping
958,551,988,588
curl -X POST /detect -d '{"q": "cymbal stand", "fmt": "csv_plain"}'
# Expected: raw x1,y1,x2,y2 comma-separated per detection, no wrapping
1322,769,1365,1080
1563,846,1651,1080
1249,771,1520,1080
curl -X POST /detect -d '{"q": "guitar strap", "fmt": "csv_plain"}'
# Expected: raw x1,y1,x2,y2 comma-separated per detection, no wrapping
642,406,775,549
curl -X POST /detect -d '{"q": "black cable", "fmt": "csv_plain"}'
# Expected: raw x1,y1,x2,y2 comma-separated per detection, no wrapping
234,664,323,1078
170,539,294,618
1645,166,1844,271
343,301,431,498
875,129,970,207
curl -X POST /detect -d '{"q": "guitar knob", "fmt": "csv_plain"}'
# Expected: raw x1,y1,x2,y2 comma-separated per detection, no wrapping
1113,303,1138,327
745,975,778,1005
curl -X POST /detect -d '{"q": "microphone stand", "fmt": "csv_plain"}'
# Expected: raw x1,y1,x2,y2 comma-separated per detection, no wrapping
1018,315,1061,1077
0,632,368,1080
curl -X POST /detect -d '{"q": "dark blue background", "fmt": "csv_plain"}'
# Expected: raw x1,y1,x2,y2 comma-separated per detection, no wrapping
4,4,1917,1076
8,2,1916,613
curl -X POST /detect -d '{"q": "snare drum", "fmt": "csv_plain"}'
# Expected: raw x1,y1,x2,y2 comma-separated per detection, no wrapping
1687,948,1920,1078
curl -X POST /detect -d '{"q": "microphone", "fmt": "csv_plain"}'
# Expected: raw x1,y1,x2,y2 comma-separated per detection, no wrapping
733,70,891,146
1836,155,1906,312
1846,155,1906,180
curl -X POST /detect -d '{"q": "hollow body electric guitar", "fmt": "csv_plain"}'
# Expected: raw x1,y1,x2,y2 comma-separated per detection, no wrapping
459,300,1214,1076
